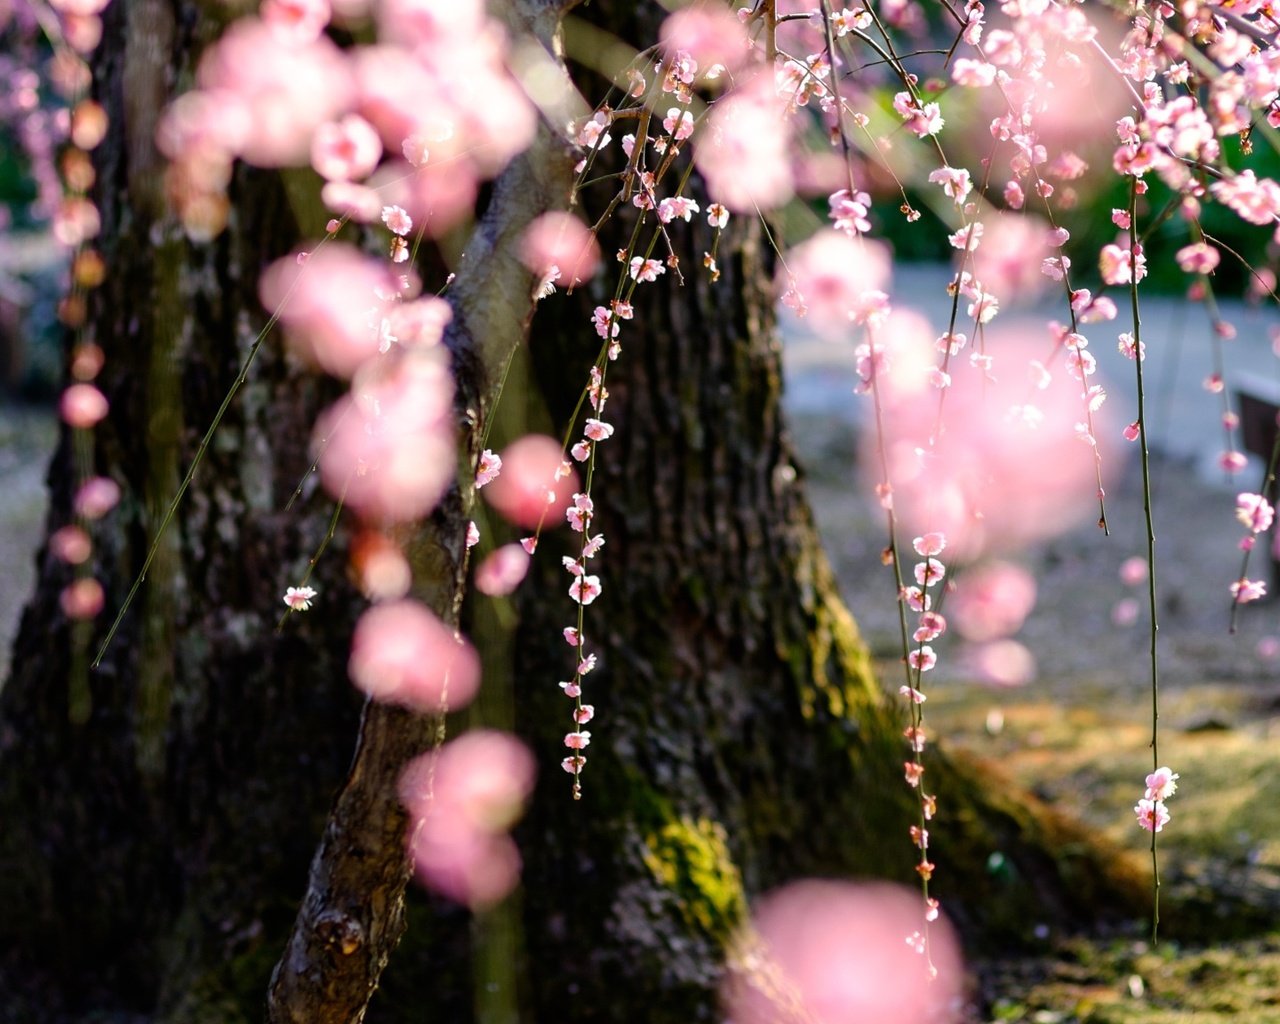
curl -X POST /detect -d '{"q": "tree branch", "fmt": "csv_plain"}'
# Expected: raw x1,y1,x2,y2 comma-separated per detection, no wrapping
265,3,578,1020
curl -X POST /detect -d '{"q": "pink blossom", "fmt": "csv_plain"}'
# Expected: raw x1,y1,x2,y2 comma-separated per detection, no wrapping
928,166,971,205
381,204,413,236
913,558,945,587
60,383,108,428
912,532,946,557
901,586,931,613
475,449,502,489
520,212,600,287
1236,492,1274,533
400,730,535,909
569,574,602,605
694,72,793,212
260,244,403,378
722,881,962,1024
1144,767,1179,801
1099,243,1143,285
484,435,578,528
283,585,317,610
584,418,614,442
466,522,481,549
1135,798,1170,833
913,612,946,643
311,114,381,182
60,578,104,620
629,257,665,283
662,107,696,142
74,476,120,520
781,229,890,339
657,196,700,224
706,203,729,229
898,685,926,704
317,355,455,523
196,18,354,167
564,730,591,749
907,646,937,672
573,705,595,725
1231,578,1267,604
475,544,532,597
949,561,1036,641
349,599,479,711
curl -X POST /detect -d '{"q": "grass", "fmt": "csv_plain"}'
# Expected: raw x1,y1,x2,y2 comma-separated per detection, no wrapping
918,668,1280,1023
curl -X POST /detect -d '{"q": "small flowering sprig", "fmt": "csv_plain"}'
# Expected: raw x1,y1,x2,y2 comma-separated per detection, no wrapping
898,530,948,970
1228,490,1274,629
1136,764,1180,942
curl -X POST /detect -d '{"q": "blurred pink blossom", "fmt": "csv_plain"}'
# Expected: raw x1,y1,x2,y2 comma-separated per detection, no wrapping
695,73,793,212
520,212,600,287
963,638,1036,686
484,434,578,528
317,353,456,523
723,880,962,1024
74,476,120,520
197,19,354,167
60,383,108,428
400,730,536,909
60,578,104,620
475,544,532,596
659,1,749,74
49,526,92,564
948,561,1037,641
873,332,1117,559
260,244,402,378
781,229,891,339
310,114,382,182
349,599,479,711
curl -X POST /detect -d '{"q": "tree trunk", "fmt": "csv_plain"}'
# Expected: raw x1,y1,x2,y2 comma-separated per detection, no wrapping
507,99,1148,1024
0,0,363,1018
0,0,1149,1021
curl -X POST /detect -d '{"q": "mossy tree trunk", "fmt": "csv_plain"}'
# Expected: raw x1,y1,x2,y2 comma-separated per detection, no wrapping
510,139,1148,1024
0,0,1147,1021
0,0,365,1020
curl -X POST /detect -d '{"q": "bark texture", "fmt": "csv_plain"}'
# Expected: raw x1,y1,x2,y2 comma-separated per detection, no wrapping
0,0,363,1020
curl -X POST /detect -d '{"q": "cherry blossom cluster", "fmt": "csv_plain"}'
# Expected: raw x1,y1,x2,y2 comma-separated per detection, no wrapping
1135,766,1180,834
154,0,534,240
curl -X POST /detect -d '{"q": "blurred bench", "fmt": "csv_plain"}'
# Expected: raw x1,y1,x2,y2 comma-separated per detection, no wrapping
1236,373,1280,591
